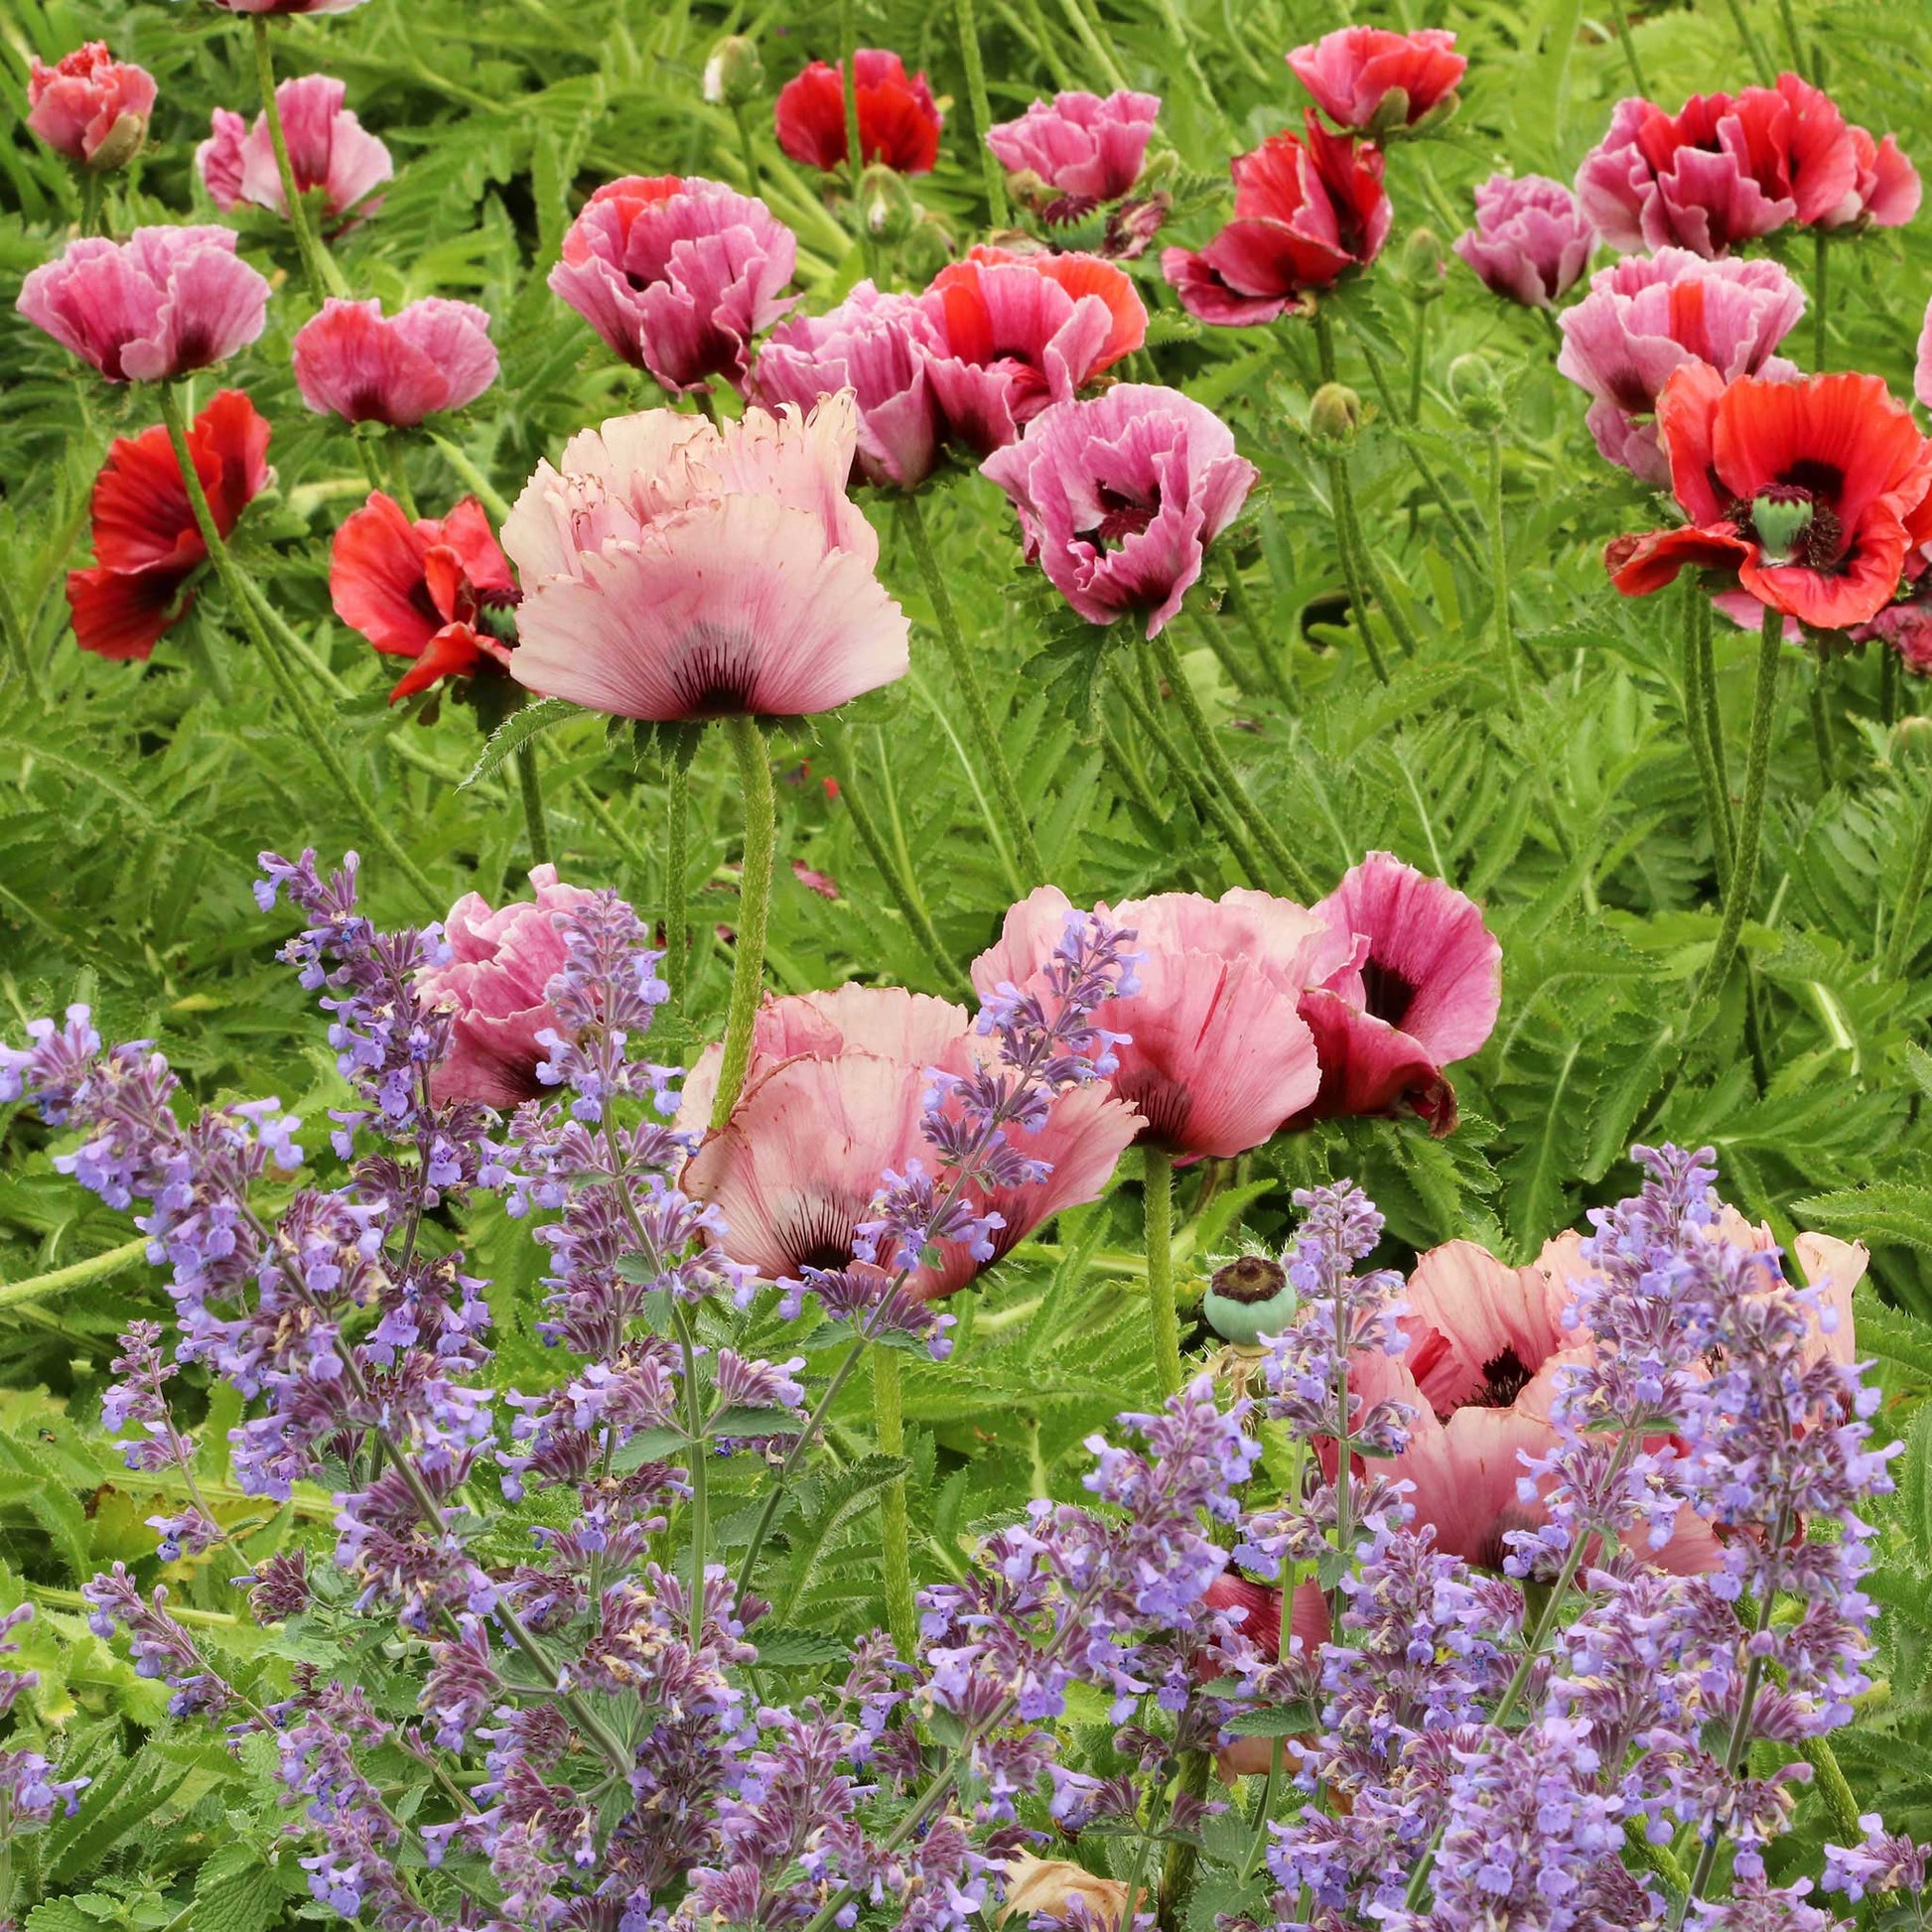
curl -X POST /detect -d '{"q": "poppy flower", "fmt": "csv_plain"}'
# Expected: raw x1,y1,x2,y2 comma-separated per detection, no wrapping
1292,852,1502,1137
1287,26,1465,135
65,390,272,663
293,298,498,427
980,382,1259,637
985,89,1163,214
1820,122,1920,229
196,75,391,226
548,175,796,395
974,886,1337,1162
203,0,369,11
1199,1570,1330,1777
774,50,944,176
330,492,517,702
16,226,271,383
918,245,1147,457
1452,174,1596,310
502,393,909,722
678,985,1141,1298
27,43,157,172
1606,365,1932,631
1162,112,1391,327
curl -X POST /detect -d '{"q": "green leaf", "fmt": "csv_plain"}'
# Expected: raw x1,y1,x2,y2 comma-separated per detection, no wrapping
708,1405,799,1440
193,1846,280,1932
1221,1700,1317,1737
609,1426,694,1471
458,697,579,791
751,1625,851,1667
1797,1184,1932,1255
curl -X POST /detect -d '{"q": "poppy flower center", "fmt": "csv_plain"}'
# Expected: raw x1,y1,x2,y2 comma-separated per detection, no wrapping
1477,1345,1532,1408
779,1200,860,1277
1731,479,1843,570
1358,957,1418,1030
1092,488,1156,549
1209,1254,1289,1306
670,620,762,716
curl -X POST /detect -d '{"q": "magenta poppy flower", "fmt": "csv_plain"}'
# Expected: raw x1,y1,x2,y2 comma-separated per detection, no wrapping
1292,852,1502,1136
752,281,943,489
502,393,909,722
980,383,1258,637
1452,174,1595,309
1821,122,1920,229
975,886,1338,1162
292,297,498,426
1286,25,1465,134
417,867,600,1109
548,174,796,395
985,89,1162,210
679,985,1140,1298
196,75,391,226
1556,248,1805,487
16,226,271,383
27,43,157,172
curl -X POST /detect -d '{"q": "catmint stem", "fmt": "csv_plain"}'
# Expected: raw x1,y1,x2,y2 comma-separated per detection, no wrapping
1883,754,1932,980
1149,628,1318,898
1681,580,1733,898
1694,604,1782,1015
897,491,1045,886
159,384,438,904
250,18,344,304
1158,1747,1212,1926
1143,1146,1180,1397
953,0,1009,224
710,713,776,1131
872,1344,918,1658
663,735,695,1013
515,740,551,869
670,1299,709,1648
0,1235,148,1310
1606,0,1649,92
1812,229,1830,372
1486,431,1524,721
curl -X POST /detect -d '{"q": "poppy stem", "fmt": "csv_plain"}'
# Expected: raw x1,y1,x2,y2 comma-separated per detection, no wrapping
953,0,1009,225
428,434,513,524
669,1297,709,1649
663,732,696,1013
158,383,438,905
1353,336,1484,570
1484,431,1524,720
1143,1146,1180,1398
1680,581,1734,899
1329,450,1421,660
732,102,762,198
1719,0,1777,85
383,434,421,522
77,169,104,239
1406,297,1427,425
1812,228,1829,372
1605,0,1648,94
250,18,345,305
1882,755,1932,980
897,491,1046,885
1808,660,1836,789
515,740,550,869
837,0,865,200
872,1343,918,1658
710,712,777,1131
1320,454,1389,684
1695,603,1783,1013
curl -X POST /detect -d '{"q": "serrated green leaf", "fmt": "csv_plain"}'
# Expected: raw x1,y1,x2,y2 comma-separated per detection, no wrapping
458,698,579,791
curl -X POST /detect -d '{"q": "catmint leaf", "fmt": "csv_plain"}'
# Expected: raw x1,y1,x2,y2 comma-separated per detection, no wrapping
1222,1701,1316,1737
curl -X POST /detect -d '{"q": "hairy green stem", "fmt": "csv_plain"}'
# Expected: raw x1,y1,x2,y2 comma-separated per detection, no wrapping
1883,755,1932,980
1680,583,1733,899
429,434,513,523
1354,337,1483,569
1217,555,1298,711
1606,0,1648,92
1406,299,1427,424
1486,431,1524,719
251,18,344,302
78,169,104,239
1777,0,1807,73
711,714,777,1130
1696,592,1734,857
732,101,762,196
670,1300,709,1647
1143,1146,1179,1397
1813,229,1829,372
1809,662,1836,790
515,740,550,869
1159,1747,1212,1927
1319,452,1388,684
1720,0,1777,83
838,0,865,194
0,1235,148,1311
872,1344,918,1658
954,0,1009,223
663,736,695,1012
1333,453,1422,659
384,435,421,521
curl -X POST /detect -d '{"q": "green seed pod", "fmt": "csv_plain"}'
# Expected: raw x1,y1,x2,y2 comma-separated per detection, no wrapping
1202,1253,1296,1346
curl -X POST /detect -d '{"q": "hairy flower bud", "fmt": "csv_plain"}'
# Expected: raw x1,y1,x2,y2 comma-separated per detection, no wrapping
703,35,764,107
1447,352,1505,429
1310,381,1363,448
860,162,920,241
1397,223,1448,302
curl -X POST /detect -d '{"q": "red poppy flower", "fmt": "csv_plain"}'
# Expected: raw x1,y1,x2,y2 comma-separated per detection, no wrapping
773,50,943,176
65,389,271,662
1607,364,1932,632
1161,111,1390,326
1287,26,1465,135
329,491,517,701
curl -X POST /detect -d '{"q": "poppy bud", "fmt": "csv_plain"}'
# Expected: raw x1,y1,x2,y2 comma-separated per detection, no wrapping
859,162,920,242
1310,381,1363,449
1203,1253,1296,1345
703,35,764,107
1447,352,1505,430
1894,715,1932,764
899,212,955,282
1397,224,1448,303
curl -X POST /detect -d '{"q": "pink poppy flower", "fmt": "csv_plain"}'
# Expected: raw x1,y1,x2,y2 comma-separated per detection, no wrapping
1820,122,1920,229
974,886,1337,1162
773,50,944,176
679,985,1141,1298
1293,852,1502,1137
548,175,796,396
27,43,157,172
1575,76,1861,257
196,75,391,225
1452,174,1595,310
917,245,1148,458
203,0,369,12
1556,249,1805,488
418,866,600,1109
16,226,271,383
752,281,943,489
1287,26,1465,135
1703,1209,1864,1369
1161,113,1391,328
979,382,1258,637
1200,1570,1330,1778
501,393,909,722
292,297,498,427
985,90,1162,210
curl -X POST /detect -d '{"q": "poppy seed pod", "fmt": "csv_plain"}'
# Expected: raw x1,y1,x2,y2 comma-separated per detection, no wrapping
1203,1254,1295,1344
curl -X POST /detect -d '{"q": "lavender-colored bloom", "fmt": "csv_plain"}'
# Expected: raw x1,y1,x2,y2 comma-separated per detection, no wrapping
1452,173,1595,308
1826,1815,1931,1901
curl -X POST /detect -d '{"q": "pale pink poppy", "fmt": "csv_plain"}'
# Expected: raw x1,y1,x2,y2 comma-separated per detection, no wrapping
196,75,391,225
418,866,600,1109
1286,26,1465,135
1294,853,1502,1136
980,383,1258,637
974,886,1335,1162
16,226,270,383
678,984,1141,1298
501,393,910,722
292,297,498,426
1452,174,1595,310
27,43,157,172
985,90,1162,207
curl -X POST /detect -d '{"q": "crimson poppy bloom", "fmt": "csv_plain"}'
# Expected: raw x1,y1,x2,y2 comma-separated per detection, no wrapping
330,492,516,702
65,390,271,662
1287,26,1464,135
1607,365,1932,631
1162,112,1390,327
774,50,943,175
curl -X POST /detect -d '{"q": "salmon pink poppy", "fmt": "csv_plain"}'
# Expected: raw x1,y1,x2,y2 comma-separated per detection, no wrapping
65,390,271,662
985,90,1162,213
918,246,1147,457
1293,852,1502,1136
678,985,1140,1298
330,492,516,702
974,886,1334,1161
548,175,796,395
293,298,498,427
773,50,943,176
1162,113,1390,327
196,75,391,225
501,393,909,722
1452,174,1596,310
27,43,156,172
1287,26,1465,135
1606,365,1932,631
